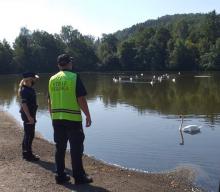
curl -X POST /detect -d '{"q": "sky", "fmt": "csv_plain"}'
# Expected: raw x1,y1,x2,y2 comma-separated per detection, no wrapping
0,0,220,43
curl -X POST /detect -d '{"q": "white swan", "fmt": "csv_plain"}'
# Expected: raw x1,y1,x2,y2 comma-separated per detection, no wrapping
179,115,201,134
150,80,154,86
179,115,201,145
112,77,118,83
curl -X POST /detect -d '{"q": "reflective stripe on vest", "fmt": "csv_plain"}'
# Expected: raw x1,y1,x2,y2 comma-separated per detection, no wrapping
49,71,82,121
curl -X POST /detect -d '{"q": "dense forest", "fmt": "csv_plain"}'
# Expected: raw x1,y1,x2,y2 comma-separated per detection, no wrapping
0,11,220,74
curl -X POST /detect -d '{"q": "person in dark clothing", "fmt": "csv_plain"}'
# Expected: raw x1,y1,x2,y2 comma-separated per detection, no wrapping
18,72,40,161
48,54,93,185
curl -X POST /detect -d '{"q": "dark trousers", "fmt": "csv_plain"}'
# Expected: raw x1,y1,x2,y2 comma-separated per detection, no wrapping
52,120,86,179
22,123,35,153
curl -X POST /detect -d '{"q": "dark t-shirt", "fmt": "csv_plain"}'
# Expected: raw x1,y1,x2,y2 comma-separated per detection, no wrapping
19,85,38,122
75,75,87,97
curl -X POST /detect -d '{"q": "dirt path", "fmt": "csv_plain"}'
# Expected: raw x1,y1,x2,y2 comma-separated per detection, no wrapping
0,111,204,192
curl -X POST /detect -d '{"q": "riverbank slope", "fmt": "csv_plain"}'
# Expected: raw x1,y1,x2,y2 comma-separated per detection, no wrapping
0,111,203,192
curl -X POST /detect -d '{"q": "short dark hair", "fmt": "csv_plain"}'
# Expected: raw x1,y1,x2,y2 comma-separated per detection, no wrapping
57,54,73,66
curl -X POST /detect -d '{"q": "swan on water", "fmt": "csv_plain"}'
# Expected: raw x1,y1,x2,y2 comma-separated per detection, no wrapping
112,77,118,83
179,115,201,134
158,76,162,82
150,80,154,86
179,115,201,145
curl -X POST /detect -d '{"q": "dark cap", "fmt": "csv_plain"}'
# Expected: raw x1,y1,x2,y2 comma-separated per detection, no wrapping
57,54,73,66
22,72,39,79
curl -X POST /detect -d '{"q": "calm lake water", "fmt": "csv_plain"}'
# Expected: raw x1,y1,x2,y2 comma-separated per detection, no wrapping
0,72,220,191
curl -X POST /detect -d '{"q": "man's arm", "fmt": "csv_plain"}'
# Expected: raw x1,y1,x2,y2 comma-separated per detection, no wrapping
48,97,52,116
77,96,91,127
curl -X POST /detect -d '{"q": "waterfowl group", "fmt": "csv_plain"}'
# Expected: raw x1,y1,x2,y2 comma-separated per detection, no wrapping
112,73,178,85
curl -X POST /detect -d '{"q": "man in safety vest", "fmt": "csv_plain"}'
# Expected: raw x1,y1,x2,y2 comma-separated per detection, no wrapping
48,54,93,185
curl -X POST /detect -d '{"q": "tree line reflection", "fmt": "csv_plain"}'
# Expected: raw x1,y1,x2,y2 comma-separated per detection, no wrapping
1,72,220,125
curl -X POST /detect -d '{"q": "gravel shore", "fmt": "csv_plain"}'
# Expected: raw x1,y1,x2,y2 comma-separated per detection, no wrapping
0,111,204,192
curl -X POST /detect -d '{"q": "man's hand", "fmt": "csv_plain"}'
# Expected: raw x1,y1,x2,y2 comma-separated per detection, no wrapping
77,96,92,128
86,116,92,127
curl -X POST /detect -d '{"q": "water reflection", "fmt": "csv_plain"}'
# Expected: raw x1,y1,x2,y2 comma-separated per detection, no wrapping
81,72,220,125
0,75,20,107
1,72,220,124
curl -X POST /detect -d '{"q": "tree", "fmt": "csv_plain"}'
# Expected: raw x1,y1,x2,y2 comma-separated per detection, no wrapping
174,20,189,40
30,30,64,72
60,25,82,45
118,41,136,70
0,39,13,74
202,11,220,43
13,27,32,72
152,27,171,70
59,26,98,71
200,38,220,70
97,34,119,70
169,39,197,70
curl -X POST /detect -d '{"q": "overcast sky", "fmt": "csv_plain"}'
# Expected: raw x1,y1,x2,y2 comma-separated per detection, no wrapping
0,0,219,43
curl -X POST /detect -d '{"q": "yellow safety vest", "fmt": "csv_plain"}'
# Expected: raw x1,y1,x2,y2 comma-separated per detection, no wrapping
49,71,82,121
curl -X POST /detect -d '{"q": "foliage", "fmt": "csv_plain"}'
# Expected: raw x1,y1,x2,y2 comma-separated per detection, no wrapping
0,39,13,73
0,11,220,74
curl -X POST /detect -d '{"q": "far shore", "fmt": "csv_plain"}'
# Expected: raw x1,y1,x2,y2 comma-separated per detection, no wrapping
0,110,204,192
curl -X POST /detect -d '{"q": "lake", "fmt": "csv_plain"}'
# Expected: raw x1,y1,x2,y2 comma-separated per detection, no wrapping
0,72,219,191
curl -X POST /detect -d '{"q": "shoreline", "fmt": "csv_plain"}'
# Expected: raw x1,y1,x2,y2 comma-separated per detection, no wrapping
0,111,204,192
